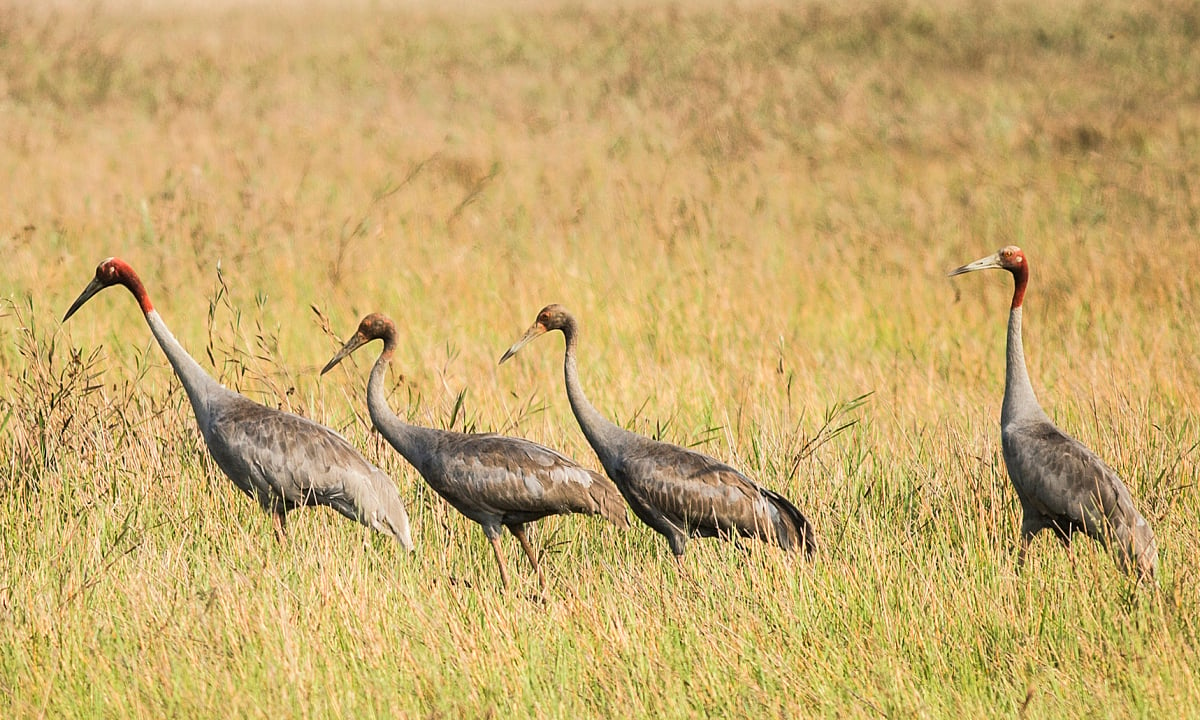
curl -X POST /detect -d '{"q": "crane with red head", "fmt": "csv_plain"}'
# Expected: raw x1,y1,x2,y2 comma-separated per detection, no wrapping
949,246,1157,581
64,258,413,549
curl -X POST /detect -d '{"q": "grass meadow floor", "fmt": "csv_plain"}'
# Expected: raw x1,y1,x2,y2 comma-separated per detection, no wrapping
2,0,1200,716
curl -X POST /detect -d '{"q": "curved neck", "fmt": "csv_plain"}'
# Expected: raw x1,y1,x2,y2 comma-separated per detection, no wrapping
366,340,435,468
122,273,154,314
1010,263,1029,309
144,310,223,427
560,320,633,469
1001,306,1045,426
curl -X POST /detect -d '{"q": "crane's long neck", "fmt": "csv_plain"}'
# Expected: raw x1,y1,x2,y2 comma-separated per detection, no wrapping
144,310,225,430
560,320,634,470
1000,267,1046,427
366,344,437,469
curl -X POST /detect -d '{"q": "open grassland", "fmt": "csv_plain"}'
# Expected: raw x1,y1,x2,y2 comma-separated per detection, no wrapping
3,0,1200,715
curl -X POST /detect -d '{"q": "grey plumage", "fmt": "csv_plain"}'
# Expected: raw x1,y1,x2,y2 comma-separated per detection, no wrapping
63,258,413,549
950,245,1157,581
499,304,817,561
321,313,628,591
203,392,412,542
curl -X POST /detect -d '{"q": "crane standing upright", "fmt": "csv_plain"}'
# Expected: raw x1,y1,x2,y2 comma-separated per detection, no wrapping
949,245,1157,581
499,304,817,563
322,313,628,591
63,258,413,549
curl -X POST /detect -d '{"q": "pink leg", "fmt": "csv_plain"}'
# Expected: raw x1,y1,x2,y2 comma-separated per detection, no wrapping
509,525,546,593
488,534,511,590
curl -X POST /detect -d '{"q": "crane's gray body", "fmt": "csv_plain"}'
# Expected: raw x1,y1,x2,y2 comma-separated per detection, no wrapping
504,306,816,558
358,349,627,541
950,247,1156,581
587,426,815,556
148,309,413,547
367,397,628,541
324,313,626,589
999,307,1156,577
202,390,413,543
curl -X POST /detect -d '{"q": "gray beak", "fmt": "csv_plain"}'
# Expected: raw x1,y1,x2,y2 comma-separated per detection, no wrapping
63,277,106,322
321,333,369,375
498,323,547,365
948,252,1003,278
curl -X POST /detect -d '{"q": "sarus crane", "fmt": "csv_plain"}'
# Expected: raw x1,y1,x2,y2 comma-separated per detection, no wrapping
949,245,1157,581
63,258,413,548
322,312,628,591
499,304,817,564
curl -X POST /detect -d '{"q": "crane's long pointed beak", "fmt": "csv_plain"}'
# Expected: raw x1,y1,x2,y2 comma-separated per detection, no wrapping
947,251,1003,278
321,334,368,375
62,278,106,322
498,324,546,365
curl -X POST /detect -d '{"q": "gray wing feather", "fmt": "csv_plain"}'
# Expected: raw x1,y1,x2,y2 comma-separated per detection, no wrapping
204,395,413,549
1003,420,1156,576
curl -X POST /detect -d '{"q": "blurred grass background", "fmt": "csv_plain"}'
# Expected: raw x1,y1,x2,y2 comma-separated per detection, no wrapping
2,0,1199,716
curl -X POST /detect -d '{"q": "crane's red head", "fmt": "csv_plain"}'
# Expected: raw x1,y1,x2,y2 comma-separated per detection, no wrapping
498,303,575,365
947,245,1029,308
63,257,153,322
321,312,398,375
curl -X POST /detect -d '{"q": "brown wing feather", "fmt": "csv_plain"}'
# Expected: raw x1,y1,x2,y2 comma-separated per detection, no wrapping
407,431,628,530
613,439,814,552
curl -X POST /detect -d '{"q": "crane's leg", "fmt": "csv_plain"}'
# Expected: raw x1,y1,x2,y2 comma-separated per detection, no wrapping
488,534,511,590
1062,535,1079,572
1046,522,1078,571
671,552,704,592
507,523,546,594
661,526,701,589
1016,514,1045,574
272,509,288,544
1016,534,1030,572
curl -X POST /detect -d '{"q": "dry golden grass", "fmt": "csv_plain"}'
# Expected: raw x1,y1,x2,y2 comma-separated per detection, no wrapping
2,0,1200,716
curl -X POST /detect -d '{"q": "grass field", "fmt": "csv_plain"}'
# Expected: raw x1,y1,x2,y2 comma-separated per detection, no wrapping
3,0,1200,716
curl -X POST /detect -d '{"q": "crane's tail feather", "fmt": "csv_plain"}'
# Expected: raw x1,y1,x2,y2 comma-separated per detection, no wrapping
763,488,817,556
1111,512,1157,583
588,471,631,528
373,502,415,552
352,471,414,551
